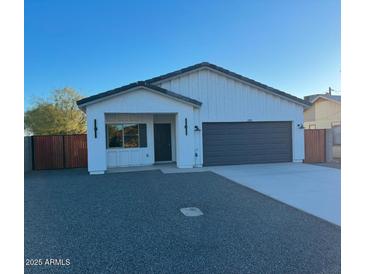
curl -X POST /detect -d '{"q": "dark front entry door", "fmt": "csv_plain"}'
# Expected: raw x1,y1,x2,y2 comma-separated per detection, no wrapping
154,124,172,162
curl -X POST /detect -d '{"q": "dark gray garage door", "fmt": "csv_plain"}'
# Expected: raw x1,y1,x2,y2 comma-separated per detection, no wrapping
202,122,292,166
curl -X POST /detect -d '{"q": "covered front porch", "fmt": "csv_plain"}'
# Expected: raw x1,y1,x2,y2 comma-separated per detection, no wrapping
105,113,178,169
81,82,202,174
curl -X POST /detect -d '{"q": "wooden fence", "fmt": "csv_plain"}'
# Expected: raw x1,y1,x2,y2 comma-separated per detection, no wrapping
24,136,33,172
32,134,87,170
304,129,326,163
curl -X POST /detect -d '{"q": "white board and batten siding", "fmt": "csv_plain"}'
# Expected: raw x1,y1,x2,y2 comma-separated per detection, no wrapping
155,68,305,163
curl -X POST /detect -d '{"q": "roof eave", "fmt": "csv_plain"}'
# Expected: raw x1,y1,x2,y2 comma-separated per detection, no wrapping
311,95,341,105
77,83,202,109
146,62,310,107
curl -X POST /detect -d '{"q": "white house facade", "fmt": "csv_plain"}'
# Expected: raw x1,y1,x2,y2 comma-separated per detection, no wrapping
77,62,309,175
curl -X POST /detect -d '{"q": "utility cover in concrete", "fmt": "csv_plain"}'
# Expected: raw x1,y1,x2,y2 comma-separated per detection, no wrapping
180,207,203,217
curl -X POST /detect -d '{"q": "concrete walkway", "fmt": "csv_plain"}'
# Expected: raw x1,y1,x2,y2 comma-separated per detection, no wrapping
209,163,341,225
109,162,341,225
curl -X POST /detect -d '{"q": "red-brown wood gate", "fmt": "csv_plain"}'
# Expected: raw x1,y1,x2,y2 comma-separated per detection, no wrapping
32,134,87,170
64,135,88,168
304,129,326,163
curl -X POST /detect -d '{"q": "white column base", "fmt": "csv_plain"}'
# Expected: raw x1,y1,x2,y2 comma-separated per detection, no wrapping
177,164,194,168
293,159,303,163
89,170,105,175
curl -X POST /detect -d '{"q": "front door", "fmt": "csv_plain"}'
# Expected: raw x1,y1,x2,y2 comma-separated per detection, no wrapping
154,124,172,162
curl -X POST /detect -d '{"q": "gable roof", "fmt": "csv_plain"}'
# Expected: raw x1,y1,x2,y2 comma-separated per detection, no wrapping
146,62,310,107
77,62,310,108
77,81,202,108
304,94,341,104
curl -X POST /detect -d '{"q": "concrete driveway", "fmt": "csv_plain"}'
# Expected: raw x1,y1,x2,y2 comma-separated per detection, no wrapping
209,163,341,225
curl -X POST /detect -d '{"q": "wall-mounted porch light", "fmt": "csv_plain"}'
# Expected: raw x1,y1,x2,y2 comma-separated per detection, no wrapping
194,125,201,132
184,118,188,135
94,119,98,138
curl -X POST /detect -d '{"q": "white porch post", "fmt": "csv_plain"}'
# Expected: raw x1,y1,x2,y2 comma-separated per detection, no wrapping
175,111,195,168
292,120,305,162
86,109,107,174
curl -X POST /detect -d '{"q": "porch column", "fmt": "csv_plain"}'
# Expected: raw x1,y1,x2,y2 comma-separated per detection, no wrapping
86,109,107,174
292,120,305,162
175,111,195,168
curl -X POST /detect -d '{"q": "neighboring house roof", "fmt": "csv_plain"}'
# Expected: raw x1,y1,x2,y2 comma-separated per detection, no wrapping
304,94,341,104
77,62,310,108
77,81,202,108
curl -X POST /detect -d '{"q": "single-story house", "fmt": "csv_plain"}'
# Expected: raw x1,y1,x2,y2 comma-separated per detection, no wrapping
77,62,310,174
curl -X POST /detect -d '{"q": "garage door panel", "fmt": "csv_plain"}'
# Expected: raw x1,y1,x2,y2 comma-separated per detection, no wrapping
207,149,292,158
206,153,291,164
204,137,291,145
204,137,291,146
209,155,291,162
203,130,292,137
207,145,291,154
206,157,290,166
204,127,291,135
204,142,291,149
203,132,291,140
203,122,292,166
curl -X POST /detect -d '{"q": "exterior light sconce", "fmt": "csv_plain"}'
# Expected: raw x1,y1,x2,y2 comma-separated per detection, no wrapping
194,125,201,132
297,123,304,129
184,118,188,136
94,119,98,138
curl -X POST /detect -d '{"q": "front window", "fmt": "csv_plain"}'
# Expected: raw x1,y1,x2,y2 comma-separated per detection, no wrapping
107,124,123,148
106,123,147,148
123,124,139,148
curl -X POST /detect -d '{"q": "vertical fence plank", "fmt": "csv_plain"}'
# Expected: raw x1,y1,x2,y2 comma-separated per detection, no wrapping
24,136,33,172
304,129,326,163
64,135,88,168
33,134,87,170
33,135,64,170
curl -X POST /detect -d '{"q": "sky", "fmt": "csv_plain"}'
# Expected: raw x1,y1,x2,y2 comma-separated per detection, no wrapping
25,0,340,110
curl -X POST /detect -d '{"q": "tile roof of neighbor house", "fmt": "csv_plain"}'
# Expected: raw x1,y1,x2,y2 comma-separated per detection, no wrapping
304,94,341,103
77,62,311,107
77,81,202,107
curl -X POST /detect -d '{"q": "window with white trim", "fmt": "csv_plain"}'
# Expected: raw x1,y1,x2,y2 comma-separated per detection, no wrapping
106,123,147,148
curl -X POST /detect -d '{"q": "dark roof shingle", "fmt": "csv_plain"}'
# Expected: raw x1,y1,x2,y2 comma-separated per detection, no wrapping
304,94,341,103
146,62,310,107
77,81,202,107
77,62,310,107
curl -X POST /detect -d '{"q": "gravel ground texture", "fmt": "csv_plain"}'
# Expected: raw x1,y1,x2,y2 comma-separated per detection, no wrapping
25,169,340,273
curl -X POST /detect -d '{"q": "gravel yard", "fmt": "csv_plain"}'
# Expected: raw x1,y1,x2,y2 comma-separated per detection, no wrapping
25,169,340,273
